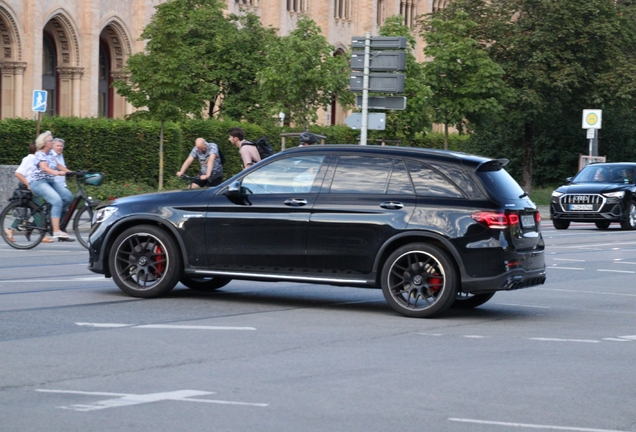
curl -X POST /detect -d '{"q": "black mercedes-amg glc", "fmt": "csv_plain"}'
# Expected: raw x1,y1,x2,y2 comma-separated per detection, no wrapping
550,162,636,230
88,145,546,318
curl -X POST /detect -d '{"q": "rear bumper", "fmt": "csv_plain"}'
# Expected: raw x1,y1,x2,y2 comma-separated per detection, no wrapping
460,266,546,294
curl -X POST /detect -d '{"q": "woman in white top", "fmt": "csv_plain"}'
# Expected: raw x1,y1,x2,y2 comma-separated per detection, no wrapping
27,131,74,239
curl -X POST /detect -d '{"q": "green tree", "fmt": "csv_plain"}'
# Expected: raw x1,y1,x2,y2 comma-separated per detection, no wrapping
113,0,226,189
442,0,636,189
258,16,353,130
376,16,433,144
419,9,511,150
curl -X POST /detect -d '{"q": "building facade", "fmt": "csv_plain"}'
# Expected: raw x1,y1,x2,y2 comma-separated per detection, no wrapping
0,0,448,123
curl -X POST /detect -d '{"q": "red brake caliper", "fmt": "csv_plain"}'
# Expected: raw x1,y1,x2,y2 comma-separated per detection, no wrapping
429,275,443,292
154,245,165,275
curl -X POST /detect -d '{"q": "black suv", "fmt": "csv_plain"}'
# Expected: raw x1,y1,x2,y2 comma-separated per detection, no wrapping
550,162,636,230
88,145,546,318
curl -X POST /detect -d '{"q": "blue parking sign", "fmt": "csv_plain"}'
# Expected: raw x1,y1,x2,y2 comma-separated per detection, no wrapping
32,90,47,112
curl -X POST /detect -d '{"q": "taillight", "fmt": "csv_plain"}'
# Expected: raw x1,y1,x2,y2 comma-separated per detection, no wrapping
535,212,541,223
471,211,519,229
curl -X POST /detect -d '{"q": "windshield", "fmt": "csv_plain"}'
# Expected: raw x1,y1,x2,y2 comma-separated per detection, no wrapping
573,165,635,184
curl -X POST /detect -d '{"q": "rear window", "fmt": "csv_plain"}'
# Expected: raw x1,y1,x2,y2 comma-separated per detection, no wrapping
475,169,526,200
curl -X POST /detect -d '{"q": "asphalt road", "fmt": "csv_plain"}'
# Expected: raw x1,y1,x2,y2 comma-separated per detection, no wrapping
1,221,635,432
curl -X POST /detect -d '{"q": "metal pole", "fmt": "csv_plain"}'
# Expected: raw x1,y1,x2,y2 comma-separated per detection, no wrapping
360,32,370,145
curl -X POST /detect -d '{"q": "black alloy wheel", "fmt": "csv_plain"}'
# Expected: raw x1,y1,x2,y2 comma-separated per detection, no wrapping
595,221,611,230
109,225,183,298
552,219,570,230
180,276,232,292
381,243,457,318
452,292,496,309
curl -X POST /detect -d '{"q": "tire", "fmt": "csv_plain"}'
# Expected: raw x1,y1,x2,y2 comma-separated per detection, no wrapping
552,219,570,230
0,201,46,250
452,292,496,309
180,276,232,292
381,243,458,318
595,221,611,230
620,202,636,230
73,205,94,249
108,225,183,298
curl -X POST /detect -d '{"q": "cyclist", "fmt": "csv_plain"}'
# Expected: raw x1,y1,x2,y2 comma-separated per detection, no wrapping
299,132,319,146
176,138,223,188
4,142,54,243
27,131,74,239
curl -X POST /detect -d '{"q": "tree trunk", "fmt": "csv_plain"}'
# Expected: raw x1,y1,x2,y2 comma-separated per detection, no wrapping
159,121,164,191
444,123,449,150
521,122,533,193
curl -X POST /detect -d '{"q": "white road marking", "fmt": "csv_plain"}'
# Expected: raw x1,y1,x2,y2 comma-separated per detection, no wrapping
494,303,550,309
558,240,636,249
463,335,488,338
1,277,107,283
597,269,635,274
553,258,585,262
448,417,627,431
538,288,636,298
75,322,256,330
602,338,633,342
36,389,268,411
549,266,585,270
615,261,636,265
530,338,599,343
416,333,443,336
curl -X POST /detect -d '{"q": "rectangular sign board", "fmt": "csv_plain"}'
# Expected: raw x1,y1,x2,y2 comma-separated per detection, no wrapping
345,113,386,130
582,109,602,129
350,73,405,93
351,36,407,50
356,96,406,110
350,51,406,71
32,90,47,112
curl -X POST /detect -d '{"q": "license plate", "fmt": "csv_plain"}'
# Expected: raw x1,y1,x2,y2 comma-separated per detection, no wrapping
520,214,535,228
570,204,593,211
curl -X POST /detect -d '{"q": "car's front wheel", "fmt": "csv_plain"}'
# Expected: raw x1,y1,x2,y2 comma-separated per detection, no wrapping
595,221,611,230
552,219,570,230
180,276,232,292
620,202,636,230
109,225,183,298
381,243,457,318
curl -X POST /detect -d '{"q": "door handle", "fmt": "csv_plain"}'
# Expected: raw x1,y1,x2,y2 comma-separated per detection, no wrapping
380,201,404,210
284,198,308,207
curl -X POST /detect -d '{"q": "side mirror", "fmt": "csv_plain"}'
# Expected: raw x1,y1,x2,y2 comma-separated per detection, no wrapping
224,180,242,197
565,177,573,184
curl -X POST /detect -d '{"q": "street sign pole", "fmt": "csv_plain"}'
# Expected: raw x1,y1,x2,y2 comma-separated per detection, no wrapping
360,32,371,146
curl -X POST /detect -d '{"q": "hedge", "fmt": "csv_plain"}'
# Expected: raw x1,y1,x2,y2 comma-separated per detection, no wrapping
0,117,470,188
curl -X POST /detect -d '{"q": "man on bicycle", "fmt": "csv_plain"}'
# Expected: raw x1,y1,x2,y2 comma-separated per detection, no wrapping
176,138,223,188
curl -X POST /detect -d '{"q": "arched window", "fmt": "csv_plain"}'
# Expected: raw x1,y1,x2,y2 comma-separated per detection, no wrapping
42,32,57,116
334,0,352,20
377,0,386,26
400,0,418,29
287,0,308,12
98,40,111,118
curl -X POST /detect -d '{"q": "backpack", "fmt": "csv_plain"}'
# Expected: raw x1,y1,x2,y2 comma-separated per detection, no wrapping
242,136,275,161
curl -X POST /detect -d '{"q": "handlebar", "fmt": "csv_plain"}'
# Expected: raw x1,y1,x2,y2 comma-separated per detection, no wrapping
180,174,201,181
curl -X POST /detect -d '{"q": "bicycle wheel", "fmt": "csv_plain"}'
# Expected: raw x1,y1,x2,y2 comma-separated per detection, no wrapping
0,201,47,249
73,204,94,249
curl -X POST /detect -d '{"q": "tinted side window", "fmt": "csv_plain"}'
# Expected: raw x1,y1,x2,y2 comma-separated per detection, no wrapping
427,161,482,199
407,161,464,198
330,156,392,194
242,155,325,194
475,169,524,200
387,160,414,195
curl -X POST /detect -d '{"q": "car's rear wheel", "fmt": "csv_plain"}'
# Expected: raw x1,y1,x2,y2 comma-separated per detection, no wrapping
109,225,182,298
452,292,496,309
595,221,611,230
381,243,457,318
620,202,636,230
180,276,232,292
552,219,570,230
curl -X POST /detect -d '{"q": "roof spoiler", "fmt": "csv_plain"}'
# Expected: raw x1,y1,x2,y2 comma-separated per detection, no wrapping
476,158,509,172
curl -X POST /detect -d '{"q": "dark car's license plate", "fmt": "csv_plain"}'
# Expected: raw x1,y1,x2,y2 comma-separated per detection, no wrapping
570,204,593,211
521,214,535,228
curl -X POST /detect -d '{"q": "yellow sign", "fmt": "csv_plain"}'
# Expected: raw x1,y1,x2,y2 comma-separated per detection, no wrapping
582,109,602,129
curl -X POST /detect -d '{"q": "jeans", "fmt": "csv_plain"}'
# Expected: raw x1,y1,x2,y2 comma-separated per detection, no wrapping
30,179,73,219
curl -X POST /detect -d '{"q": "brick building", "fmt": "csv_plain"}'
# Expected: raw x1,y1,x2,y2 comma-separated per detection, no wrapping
0,0,449,124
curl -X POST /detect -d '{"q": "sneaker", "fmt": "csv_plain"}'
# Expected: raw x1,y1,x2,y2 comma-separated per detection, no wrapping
53,231,72,239
58,237,75,242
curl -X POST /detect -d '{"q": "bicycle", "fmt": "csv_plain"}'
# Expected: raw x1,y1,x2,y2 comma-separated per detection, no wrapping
0,171,104,250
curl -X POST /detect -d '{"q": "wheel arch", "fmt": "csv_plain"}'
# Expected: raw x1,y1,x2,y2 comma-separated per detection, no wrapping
372,231,465,286
100,215,188,277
